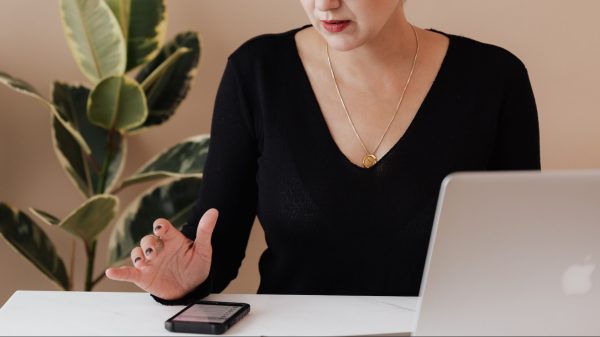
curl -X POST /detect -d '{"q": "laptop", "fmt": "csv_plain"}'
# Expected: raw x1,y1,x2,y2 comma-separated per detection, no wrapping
414,171,600,336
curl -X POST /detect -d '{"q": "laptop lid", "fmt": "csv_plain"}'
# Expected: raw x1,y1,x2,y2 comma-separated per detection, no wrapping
414,171,600,336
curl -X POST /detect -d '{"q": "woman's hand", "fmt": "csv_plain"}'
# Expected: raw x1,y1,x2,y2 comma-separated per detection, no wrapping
105,208,218,300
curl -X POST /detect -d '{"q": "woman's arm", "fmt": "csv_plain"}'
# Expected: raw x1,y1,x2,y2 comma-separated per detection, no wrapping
153,58,259,305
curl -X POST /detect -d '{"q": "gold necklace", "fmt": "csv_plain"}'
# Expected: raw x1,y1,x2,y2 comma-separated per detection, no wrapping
326,24,420,168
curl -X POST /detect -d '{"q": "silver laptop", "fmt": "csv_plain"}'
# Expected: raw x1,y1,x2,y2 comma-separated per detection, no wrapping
414,171,600,336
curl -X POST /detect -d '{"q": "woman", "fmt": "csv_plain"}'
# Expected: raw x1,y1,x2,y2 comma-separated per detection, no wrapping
106,0,540,304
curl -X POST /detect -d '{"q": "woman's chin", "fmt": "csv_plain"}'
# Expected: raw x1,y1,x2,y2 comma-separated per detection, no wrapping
321,36,364,52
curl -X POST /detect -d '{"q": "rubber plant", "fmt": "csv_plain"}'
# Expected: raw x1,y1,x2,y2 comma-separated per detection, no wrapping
0,0,209,291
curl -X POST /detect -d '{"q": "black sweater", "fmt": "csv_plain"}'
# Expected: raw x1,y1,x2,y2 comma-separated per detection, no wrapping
156,26,541,305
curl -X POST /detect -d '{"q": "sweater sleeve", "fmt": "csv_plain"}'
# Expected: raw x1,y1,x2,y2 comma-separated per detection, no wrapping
487,59,541,170
151,58,259,305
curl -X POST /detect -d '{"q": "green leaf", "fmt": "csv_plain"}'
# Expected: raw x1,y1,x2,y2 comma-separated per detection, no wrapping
107,177,202,265
105,0,167,71
52,82,127,196
132,32,200,132
114,134,209,192
140,47,191,91
59,195,119,243
29,208,61,226
0,70,40,94
28,196,118,245
60,0,126,83
0,203,70,290
0,71,91,155
87,75,148,132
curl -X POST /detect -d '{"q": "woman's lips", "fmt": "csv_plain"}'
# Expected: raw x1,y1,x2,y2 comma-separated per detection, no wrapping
321,20,351,33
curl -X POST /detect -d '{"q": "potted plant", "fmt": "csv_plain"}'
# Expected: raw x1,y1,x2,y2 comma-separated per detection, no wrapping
0,0,209,291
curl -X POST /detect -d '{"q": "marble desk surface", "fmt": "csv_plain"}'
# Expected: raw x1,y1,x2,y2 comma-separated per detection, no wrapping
0,291,418,336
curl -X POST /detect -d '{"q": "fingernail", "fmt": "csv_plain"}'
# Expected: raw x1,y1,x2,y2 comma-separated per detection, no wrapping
134,257,141,263
145,248,153,256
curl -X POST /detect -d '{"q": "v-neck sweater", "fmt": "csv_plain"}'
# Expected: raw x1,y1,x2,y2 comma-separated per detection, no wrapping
156,26,541,305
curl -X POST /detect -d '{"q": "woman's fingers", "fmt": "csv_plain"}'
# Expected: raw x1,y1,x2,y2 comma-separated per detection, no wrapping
131,247,146,266
106,247,147,284
153,218,176,240
140,234,162,261
195,208,219,250
105,266,141,283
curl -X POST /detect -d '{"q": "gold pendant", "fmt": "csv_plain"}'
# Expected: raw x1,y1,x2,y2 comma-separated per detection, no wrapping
362,154,378,168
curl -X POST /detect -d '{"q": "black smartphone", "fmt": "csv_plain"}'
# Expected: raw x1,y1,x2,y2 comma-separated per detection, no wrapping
165,300,250,335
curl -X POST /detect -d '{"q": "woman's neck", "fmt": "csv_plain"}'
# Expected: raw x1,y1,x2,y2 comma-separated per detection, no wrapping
327,11,418,87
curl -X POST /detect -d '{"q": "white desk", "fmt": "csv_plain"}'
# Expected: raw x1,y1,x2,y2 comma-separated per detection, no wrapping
0,291,417,336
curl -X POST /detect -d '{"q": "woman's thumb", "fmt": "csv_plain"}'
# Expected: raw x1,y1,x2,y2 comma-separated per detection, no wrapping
195,208,218,249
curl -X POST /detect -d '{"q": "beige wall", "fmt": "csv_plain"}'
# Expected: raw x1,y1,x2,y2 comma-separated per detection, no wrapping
1,0,599,306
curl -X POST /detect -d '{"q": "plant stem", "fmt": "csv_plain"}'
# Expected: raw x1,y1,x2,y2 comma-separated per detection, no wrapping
96,128,117,194
69,239,76,291
84,240,97,291
109,184,123,195
81,152,95,197
91,273,106,289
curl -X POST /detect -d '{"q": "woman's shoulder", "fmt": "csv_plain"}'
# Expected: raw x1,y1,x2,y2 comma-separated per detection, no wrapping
227,25,309,65
437,29,529,74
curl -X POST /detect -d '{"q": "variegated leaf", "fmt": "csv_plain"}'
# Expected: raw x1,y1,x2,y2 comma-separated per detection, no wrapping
60,0,126,83
0,71,91,154
105,0,167,71
87,75,148,132
0,203,70,290
58,195,119,243
115,134,209,192
29,208,61,226
132,32,200,132
52,82,126,196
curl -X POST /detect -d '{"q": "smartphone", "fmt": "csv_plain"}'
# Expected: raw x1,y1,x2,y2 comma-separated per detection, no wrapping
165,300,250,335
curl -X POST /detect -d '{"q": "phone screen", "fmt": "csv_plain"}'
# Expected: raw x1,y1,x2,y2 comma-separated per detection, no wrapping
172,303,246,323
165,300,250,334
